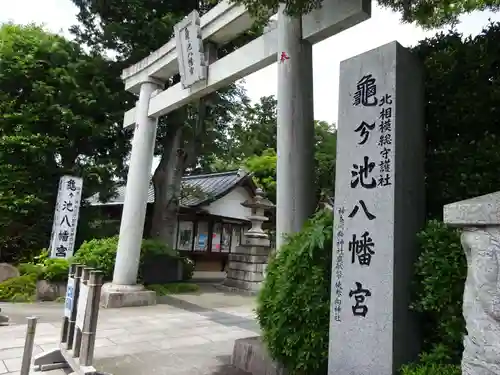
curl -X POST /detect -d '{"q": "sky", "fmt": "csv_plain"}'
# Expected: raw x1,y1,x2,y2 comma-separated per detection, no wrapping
1,0,500,125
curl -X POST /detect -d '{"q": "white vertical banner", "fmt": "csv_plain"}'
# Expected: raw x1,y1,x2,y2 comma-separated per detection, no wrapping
174,10,207,89
49,175,83,259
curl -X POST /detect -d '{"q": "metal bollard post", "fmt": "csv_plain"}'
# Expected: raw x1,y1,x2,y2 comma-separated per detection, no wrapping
20,316,38,375
73,267,91,359
66,265,83,350
80,271,104,366
60,264,75,344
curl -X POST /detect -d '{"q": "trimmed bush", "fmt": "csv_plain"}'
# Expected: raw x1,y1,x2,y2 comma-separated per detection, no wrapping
257,209,333,375
412,220,466,363
72,236,192,282
72,236,119,280
43,258,70,282
401,363,461,375
18,250,70,282
0,275,37,302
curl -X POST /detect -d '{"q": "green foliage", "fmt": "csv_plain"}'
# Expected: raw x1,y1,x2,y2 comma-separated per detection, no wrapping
378,0,499,29
412,220,466,363
413,23,500,219
43,259,70,282
17,263,44,279
72,236,119,280
18,250,70,282
72,236,186,282
401,363,461,375
0,23,130,262
230,0,499,29
245,149,278,202
257,209,333,375
0,275,37,302
211,95,336,204
147,283,200,295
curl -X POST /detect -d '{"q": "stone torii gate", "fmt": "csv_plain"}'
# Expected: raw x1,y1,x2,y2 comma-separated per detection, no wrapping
101,0,371,308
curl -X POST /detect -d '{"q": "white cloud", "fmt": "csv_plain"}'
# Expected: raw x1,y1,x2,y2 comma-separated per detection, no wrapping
2,0,499,126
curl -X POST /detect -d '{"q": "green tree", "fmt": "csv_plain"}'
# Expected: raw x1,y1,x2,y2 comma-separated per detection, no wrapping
246,149,278,202
413,22,500,219
70,0,253,246
231,0,499,29
0,23,129,261
228,95,278,160
211,95,336,203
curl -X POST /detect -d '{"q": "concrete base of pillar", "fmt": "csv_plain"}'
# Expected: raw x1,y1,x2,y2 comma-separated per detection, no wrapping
232,336,288,375
100,283,156,308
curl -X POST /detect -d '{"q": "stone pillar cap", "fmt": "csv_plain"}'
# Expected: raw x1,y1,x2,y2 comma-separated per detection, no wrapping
241,188,275,210
444,191,500,226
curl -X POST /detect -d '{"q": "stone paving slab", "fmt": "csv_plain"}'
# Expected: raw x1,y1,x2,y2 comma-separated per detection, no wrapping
0,286,257,375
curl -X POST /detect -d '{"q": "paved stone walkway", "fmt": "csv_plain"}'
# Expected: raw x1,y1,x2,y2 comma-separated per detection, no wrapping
0,285,257,375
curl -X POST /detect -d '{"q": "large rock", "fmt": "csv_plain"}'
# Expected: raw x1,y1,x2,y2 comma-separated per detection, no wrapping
0,308,9,325
36,280,67,301
0,263,20,283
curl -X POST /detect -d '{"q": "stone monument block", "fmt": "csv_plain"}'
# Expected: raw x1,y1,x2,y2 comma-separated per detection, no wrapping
328,41,425,375
444,192,500,375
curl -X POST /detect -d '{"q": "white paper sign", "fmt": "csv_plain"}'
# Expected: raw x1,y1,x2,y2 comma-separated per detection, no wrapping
64,277,75,318
75,283,89,329
174,10,207,89
49,175,83,259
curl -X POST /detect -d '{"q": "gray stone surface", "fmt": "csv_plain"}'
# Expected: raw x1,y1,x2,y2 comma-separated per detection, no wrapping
232,246,270,257
232,337,287,375
0,264,19,283
459,227,500,375
229,254,269,264
100,283,156,308
36,281,66,302
444,191,500,226
226,269,264,283
0,284,256,375
443,195,500,375
229,262,266,273
329,41,425,375
223,245,270,294
222,279,261,294
0,308,8,326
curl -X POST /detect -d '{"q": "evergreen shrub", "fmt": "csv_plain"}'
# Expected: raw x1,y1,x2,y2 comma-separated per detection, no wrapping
257,209,333,375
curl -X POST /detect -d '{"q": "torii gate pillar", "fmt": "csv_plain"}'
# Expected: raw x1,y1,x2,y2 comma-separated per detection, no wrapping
276,5,315,250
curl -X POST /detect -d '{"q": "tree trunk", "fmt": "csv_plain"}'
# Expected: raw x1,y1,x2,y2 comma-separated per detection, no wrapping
150,100,208,247
150,121,185,246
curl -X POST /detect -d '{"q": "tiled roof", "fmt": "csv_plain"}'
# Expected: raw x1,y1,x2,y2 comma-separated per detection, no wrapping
87,169,254,208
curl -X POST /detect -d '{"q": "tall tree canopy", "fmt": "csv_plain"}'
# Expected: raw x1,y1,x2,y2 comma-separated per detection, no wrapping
231,0,500,29
0,23,129,261
210,96,337,204
70,0,252,246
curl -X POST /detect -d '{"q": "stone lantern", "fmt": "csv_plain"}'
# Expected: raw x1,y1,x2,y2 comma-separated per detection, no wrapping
221,188,275,294
443,192,500,375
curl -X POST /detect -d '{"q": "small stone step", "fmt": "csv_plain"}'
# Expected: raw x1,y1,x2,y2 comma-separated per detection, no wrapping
209,364,251,375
